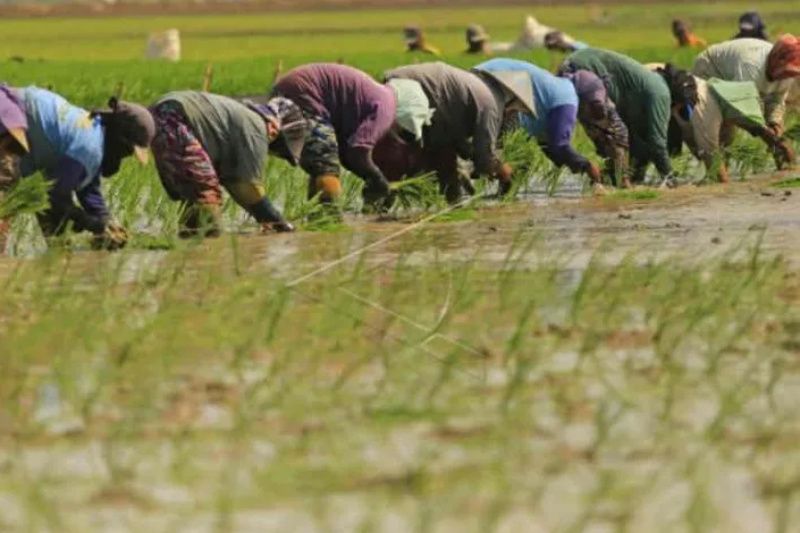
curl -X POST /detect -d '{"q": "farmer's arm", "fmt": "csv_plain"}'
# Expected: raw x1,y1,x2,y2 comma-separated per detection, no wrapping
471,103,505,176
75,174,110,222
228,153,293,231
540,105,592,173
762,88,788,133
344,111,393,199
46,156,106,234
642,96,673,177
227,180,289,227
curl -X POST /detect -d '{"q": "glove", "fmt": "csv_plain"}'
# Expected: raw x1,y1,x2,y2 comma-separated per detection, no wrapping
261,220,295,233
362,178,391,205
91,221,128,251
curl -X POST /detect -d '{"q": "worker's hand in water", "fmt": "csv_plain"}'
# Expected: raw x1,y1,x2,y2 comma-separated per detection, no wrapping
768,123,784,139
718,165,731,183
91,221,128,251
586,162,602,183
658,173,679,189
362,178,392,206
261,220,295,233
495,163,513,196
775,141,796,170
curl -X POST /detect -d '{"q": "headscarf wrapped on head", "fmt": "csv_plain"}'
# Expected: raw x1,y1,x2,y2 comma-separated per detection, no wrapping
245,96,307,165
766,35,800,81
562,69,608,107
386,78,434,143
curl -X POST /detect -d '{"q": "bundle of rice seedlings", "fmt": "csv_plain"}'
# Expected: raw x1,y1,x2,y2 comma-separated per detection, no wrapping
0,173,50,219
388,173,444,213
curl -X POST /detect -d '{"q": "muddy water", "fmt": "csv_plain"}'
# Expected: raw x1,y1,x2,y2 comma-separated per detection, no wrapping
241,172,800,280
0,173,797,286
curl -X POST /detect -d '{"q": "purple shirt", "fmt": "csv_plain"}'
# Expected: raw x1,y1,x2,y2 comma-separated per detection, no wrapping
272,63,397,152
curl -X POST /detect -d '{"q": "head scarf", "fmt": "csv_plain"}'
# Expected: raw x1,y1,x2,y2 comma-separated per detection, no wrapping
767,34,800,81
404,26,423,46
563,69,607,106
0,84,28,152
386,78,433,143
245,96,307,165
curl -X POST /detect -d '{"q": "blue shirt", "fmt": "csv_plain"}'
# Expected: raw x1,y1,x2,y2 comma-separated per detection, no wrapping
18,86,104,185
16,87,109,219
474,58,578,139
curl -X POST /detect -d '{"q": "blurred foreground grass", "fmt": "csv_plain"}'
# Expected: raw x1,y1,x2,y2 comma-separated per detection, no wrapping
2,231,800,530
0,2,800,530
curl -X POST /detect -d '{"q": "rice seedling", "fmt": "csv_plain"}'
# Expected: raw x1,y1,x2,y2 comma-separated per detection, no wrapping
0,1,798,529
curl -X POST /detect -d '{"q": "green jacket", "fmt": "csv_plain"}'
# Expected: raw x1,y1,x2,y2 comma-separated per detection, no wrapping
565,48,672,176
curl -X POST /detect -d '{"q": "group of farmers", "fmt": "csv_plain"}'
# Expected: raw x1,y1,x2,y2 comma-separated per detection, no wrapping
0,26,798,251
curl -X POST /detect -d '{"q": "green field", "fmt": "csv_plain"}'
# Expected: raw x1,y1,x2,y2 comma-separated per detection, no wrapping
2,2,800,531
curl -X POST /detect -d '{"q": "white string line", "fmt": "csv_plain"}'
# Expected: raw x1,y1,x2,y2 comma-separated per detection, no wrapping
284,195,489,364
286,196,476,288
290,287,484,381
337,287,486,359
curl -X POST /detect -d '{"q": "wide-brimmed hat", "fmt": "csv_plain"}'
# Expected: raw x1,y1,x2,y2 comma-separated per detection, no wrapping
0,85,28,152
472,65,536,117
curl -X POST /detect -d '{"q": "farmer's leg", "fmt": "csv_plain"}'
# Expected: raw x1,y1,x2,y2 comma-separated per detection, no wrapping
429,148,462,203
150,102,223,237
300,116,342,203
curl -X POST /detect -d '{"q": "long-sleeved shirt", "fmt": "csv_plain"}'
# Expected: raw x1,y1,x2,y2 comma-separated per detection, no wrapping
13,86,110,228
155,91,270,186
272,63,397,156
384,62,504,175
564,48,672,176
692,39,793,128
474,58,590,173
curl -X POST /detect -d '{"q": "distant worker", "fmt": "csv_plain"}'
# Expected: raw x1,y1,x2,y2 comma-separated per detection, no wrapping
0,86,153,251
149,91,307,238
403,26,440,56
692,36,800,141
378,62,516,202
544,31,589,53
272,63,432,207
472,58,602,187
465,24,492,55
560,70,631,187
734,12,768,41
672,19,707,48
648,64,794,181
561,48,687,185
